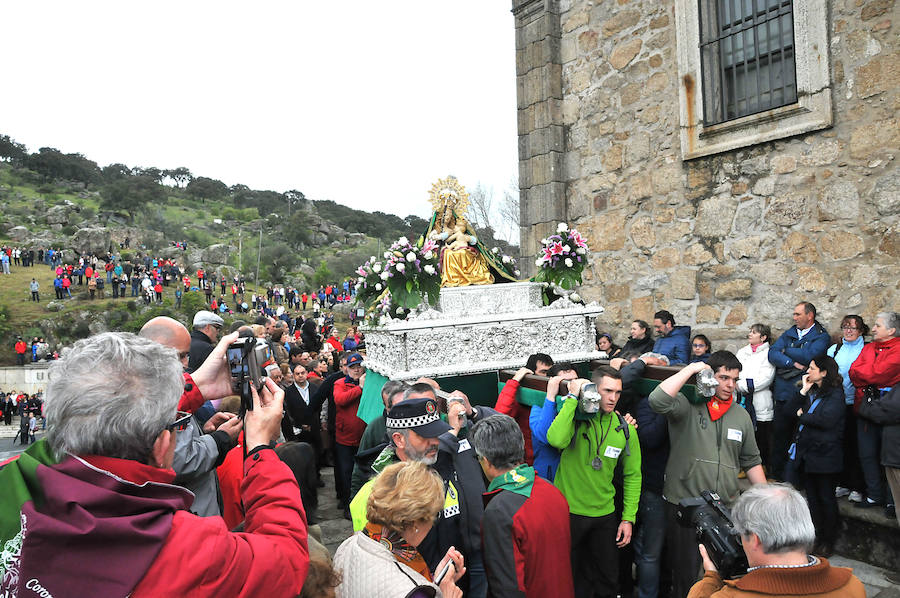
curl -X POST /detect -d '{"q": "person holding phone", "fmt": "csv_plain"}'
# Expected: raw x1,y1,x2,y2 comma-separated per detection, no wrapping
334,460,465,598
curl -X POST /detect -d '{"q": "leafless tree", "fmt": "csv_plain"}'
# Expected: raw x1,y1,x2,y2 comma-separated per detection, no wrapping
466,182,494,230
498,176,520,244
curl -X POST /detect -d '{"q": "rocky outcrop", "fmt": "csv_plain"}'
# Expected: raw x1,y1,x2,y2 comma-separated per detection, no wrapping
70,227,112,255
47,204,79,226
9,226,28,241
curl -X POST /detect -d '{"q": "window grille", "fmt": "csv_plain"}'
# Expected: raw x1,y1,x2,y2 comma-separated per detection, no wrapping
698,0,798,125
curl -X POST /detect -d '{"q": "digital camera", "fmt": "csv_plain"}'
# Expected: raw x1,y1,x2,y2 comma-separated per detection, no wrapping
226,337,271,413
677,490,748,579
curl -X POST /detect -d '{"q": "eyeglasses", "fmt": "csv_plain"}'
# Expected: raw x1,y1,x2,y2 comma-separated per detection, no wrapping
692,344,708,348
167,411,191,432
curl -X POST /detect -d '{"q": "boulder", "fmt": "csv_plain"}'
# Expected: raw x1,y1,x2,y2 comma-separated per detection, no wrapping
46,204,72,225
202,244,231,265
346,233,367,247
298,263,316,277
9,225,28,241
45,302,65,312
70,227,112,255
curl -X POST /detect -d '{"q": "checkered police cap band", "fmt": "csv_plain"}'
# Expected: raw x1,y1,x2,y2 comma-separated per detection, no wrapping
385,411,441,429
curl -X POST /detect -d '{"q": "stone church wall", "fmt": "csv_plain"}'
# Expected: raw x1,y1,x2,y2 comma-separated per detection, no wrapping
513,0,898,349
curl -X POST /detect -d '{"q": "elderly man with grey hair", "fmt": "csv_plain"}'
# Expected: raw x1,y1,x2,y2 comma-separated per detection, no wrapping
689,483,864,598
0,332,308,598
470,414,574,598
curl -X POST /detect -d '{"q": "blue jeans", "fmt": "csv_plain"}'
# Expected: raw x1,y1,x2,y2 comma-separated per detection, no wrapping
634,490,667,598
857,419,885,503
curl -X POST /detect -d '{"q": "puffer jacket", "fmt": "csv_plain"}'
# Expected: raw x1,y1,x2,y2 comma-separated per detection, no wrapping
652,325,692,365
736,342,776,422
849,336,900,413
334,532,440,598
767,322,831,403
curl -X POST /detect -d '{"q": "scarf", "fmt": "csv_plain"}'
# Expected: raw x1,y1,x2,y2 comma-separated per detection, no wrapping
707,396,733,421
363,521,432,581
487,464,536,498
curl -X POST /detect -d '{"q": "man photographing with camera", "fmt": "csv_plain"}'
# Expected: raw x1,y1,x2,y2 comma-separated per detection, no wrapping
688,483,864,598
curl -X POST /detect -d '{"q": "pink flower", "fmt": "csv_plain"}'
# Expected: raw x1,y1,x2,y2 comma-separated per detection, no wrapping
569,230,588,248
548,242,565,256
542,248,554,262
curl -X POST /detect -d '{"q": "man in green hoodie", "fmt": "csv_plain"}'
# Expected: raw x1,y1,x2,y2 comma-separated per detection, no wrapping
548,366,642,598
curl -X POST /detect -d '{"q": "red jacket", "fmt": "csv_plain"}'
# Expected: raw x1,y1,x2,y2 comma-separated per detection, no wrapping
14,341,27,355
130,448,308,597
494,379,534,465
481,475,573,598
333,376,366,446
850,336,900,413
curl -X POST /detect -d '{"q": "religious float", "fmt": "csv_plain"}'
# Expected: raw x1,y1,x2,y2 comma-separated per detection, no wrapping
353,177,608,422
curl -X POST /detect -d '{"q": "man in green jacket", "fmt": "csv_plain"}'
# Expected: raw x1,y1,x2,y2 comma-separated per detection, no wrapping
548,366,641,598
650,351,766,598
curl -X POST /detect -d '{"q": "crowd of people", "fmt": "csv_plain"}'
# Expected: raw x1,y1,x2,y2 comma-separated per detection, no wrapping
0,301,896,598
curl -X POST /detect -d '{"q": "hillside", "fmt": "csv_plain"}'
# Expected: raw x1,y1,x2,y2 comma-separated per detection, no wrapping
0,137,519,360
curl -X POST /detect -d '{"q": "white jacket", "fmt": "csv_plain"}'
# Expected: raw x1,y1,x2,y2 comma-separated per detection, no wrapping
334,532,441,598
736,342,776,422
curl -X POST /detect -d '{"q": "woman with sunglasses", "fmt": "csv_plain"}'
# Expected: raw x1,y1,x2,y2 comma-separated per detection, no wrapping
827,315,869,503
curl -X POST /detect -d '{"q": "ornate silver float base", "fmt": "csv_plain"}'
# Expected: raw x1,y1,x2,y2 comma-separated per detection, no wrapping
362,282,604,380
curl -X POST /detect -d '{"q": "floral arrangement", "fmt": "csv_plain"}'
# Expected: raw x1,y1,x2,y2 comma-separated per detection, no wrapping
532,222,590,304
490,246,521,278
354,236,441,323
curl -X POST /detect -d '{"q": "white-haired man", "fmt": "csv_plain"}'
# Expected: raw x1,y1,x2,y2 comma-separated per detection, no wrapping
689,483,864,598
0,332,307,597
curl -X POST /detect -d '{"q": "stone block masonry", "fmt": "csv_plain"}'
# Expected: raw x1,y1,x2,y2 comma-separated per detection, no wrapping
512,0,899,350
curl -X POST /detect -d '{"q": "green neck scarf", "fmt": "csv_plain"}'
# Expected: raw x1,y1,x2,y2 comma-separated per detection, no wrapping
487,464,535,498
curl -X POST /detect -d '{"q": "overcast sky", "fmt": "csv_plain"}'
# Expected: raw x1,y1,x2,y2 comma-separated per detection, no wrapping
1,2,519,229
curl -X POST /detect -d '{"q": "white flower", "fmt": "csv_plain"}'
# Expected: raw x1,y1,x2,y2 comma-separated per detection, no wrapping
565,258,573,267
424,264,436,275
535,258,544,267
576,247,586,255
375,283,383,291
406,251,416,262
492,247,500,254
396,307,405,314
380,271,389,280
540,238,548,244
397,236,409,246
370,256,376,262
557,222,569,233
396,262,406,272
502,255,511,263
423,250,434,260
570,293,581,302
383,251,391,259
514,269,521,277
563,245,571,253
357,276,365,283
372,263,382,273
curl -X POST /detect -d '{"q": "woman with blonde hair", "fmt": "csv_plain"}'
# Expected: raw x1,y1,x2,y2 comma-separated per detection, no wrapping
334,461,465,598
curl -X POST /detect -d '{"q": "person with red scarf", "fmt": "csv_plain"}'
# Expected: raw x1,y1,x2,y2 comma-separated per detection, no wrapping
850,311,900,510
651,352,767,598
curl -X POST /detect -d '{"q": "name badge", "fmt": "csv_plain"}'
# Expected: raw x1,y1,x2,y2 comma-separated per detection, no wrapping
458,439,471,453
604,445,622,459
727,428,743,442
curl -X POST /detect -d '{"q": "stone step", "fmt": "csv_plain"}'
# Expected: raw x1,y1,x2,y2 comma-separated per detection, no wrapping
835,495,899,572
